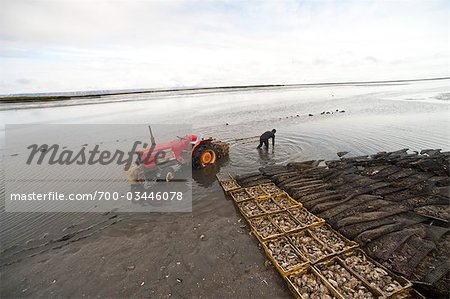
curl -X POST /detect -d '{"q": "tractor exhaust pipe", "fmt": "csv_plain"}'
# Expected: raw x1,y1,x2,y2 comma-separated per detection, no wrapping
148,125,156,145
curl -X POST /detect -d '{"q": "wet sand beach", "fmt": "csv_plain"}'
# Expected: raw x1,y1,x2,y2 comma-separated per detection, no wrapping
1,198,291,298
1,79,449,298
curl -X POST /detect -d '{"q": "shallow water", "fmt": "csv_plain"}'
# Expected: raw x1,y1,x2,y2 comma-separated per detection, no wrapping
1,79,449,257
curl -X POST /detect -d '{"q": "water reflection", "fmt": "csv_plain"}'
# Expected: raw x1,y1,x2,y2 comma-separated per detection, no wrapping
257,147,275,167
192,155,230,188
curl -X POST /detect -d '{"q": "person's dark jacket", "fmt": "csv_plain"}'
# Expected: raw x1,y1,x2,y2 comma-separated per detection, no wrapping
260,131,275,146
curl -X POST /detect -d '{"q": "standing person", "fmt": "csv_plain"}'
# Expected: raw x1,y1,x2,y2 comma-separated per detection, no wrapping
257,129,276,150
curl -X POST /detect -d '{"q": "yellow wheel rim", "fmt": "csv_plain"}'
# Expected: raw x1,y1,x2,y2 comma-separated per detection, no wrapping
201,150,216,166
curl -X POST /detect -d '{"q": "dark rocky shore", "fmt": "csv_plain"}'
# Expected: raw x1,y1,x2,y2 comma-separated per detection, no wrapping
235,149,449,298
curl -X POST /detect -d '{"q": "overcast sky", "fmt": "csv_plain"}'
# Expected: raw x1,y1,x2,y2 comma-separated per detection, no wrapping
0,0,448,94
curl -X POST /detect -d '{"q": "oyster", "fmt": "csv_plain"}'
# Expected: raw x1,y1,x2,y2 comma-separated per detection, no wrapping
238,200,264,217
250,216,281,239
266,237,304,272
319,262,376,299
271,212,300,232
221,179,240,191
343,250,403,294
260,183,282,195
310,225,353,253
230,189,252,202
272,193,298,209
289,271,336,299
258,198,283,213
246,186,266,198
289,207,320,228
290,232,332,263
389,293,411,299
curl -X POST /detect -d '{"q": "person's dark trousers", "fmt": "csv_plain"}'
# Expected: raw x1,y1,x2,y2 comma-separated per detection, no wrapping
257,139,269,149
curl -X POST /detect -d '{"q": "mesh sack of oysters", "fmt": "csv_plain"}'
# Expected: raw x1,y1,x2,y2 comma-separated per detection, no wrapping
250,216,282,240
230,189,252,202
238,200,264,218
265,237,306,272
309,224,357,254
272,193,299,209
271,211,301,233
220,179,240,192
318,260,377,299
289,231,333,263
288,269,338,299
245,186,267,198
342,249,407,295
257,198,284,214
288,207,322,228
260,183,283,195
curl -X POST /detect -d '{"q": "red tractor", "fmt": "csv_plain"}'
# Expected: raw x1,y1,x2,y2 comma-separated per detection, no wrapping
127,126,229,183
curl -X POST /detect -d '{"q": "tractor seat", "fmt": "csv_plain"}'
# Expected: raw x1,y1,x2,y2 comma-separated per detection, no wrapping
191,133,203,145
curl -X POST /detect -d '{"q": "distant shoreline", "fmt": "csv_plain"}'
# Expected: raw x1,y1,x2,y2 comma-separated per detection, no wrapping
1,76,449,103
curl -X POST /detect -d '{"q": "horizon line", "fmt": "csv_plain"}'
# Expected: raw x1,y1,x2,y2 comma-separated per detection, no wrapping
1,76,449,100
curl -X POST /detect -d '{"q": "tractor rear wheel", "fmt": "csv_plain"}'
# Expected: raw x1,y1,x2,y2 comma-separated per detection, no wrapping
192,143,217,169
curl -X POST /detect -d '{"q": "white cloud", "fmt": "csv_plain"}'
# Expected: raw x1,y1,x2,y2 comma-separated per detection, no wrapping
0,0,448,94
